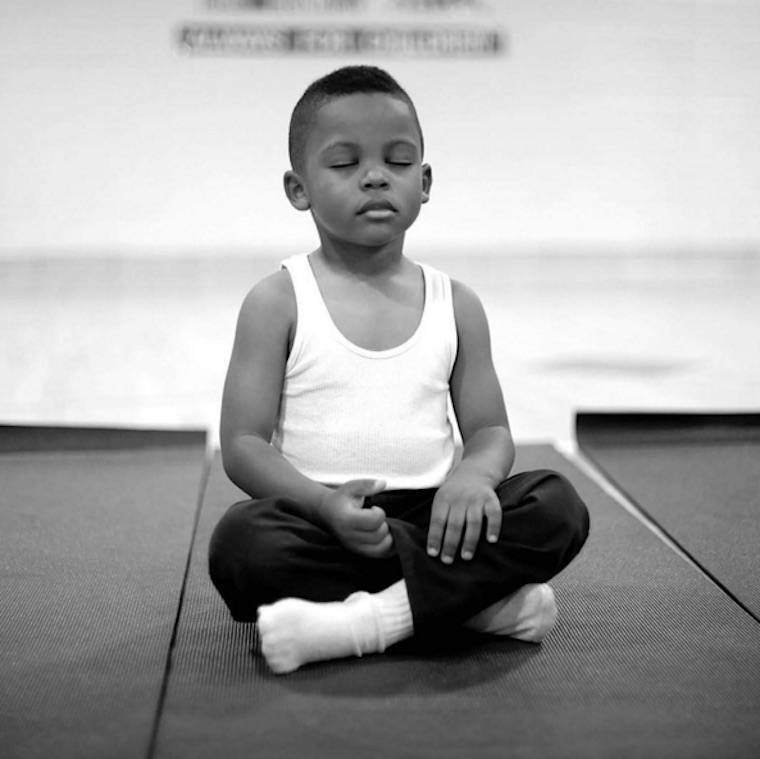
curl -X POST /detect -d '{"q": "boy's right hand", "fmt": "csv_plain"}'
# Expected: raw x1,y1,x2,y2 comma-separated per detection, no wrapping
321,479,393,559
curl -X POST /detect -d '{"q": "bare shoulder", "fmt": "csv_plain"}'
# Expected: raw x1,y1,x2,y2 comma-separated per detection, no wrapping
238,269,295,330
241,268,294,312
450,278,490,334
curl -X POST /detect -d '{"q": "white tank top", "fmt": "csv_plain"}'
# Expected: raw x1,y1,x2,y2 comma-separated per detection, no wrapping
272,253,458,489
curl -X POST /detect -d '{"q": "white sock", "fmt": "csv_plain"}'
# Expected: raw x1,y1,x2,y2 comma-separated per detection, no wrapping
257,580,414,674
464,583,558,642
368,580,415,652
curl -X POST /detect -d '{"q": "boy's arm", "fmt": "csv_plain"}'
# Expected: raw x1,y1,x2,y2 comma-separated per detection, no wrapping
220,271,327,517
220,271,392,557
426,280,515,565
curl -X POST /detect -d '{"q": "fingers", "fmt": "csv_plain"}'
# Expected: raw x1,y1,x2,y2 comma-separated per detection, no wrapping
426,503,447,560
337,508,393,558
355,531,394,559
353,518,390,544
484,491,502,544
440,511,466,564
344,516,390,554
351,520,393,559
427,491,502,564
351,505,387,532
427,494,466,564
460,507,483,561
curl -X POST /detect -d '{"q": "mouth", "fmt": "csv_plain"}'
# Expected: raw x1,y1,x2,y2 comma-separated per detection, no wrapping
357,199,397,216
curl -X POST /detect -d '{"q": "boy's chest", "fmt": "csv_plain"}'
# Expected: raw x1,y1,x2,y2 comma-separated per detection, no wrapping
320,284,424,352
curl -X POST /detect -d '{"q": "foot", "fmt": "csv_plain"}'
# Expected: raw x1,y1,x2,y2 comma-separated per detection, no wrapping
464,583,558,642
257,594,380,674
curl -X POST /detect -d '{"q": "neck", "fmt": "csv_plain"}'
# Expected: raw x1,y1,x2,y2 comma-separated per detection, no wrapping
315,233,407,278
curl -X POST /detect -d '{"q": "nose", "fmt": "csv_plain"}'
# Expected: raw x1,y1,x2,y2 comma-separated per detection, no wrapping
361,165,389,189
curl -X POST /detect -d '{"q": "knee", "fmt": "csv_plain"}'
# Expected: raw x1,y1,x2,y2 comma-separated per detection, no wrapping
530,470,590,563
208,497,288,622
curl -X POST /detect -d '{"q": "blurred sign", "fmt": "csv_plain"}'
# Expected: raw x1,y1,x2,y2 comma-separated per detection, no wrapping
177,0,503,57
206,1,485,11
178,25,502,55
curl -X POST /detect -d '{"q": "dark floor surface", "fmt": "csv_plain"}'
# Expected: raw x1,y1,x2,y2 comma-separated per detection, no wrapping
577,412,760,621
1,424,759,759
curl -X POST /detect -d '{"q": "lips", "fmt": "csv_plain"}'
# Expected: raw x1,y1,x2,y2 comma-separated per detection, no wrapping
357,199,397,214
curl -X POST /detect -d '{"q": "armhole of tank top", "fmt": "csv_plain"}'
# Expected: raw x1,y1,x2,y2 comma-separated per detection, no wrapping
417,262,458,375
438,267,459,375
281,258,306,373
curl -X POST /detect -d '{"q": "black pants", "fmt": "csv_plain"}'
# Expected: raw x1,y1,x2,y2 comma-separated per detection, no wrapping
208,469,589,637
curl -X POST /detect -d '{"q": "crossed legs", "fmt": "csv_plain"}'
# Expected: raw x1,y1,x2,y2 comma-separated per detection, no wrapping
209,470,589,673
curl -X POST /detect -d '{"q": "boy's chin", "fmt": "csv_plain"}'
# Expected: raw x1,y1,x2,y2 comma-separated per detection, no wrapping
324,229,406,250
354,234,405,251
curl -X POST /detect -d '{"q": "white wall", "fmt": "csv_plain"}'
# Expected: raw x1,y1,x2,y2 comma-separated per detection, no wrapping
1,0,758,257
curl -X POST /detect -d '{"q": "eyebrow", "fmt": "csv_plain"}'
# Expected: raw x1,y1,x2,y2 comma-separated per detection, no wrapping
386,139,418,152
320,139,419,154
321,141,356,153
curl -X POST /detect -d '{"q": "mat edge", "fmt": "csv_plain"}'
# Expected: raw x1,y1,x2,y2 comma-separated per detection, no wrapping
576,410,760,445
0,424,208,453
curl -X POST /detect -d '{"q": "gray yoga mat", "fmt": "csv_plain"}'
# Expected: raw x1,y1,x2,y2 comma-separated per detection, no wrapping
576,411,760,622
0,426,208,759
154,445,760,759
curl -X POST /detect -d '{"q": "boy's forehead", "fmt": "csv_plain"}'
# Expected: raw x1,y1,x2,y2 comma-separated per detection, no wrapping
309,92,420,149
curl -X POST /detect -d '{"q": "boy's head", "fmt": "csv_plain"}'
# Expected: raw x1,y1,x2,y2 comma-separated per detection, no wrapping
284,65,431,250
288,65,424,174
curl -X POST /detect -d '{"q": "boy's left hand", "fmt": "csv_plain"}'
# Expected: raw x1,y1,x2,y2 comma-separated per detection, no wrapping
426,473,502,564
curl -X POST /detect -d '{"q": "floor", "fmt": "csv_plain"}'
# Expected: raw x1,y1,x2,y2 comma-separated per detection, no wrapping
2,250,758,448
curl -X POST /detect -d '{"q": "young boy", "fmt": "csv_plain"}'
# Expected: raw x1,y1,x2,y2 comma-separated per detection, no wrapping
209,65,589,674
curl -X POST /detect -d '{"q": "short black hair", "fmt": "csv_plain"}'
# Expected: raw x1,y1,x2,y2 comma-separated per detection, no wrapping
288,65,424,173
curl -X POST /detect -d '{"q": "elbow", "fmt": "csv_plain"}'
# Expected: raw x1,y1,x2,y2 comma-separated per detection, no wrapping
220,429,268,497
221,447,239,486
219,422,235,477
220,440,241,488
220,431,248,491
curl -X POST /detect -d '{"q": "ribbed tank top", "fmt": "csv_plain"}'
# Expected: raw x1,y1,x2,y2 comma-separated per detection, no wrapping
272,253,458,489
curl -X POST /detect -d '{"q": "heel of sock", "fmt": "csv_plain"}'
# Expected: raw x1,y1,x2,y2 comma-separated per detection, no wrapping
465,583,558,642
510,584,558,642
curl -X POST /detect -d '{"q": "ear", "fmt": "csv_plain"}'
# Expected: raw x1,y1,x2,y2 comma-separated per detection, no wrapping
283,170,310,211
421,163,432,204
